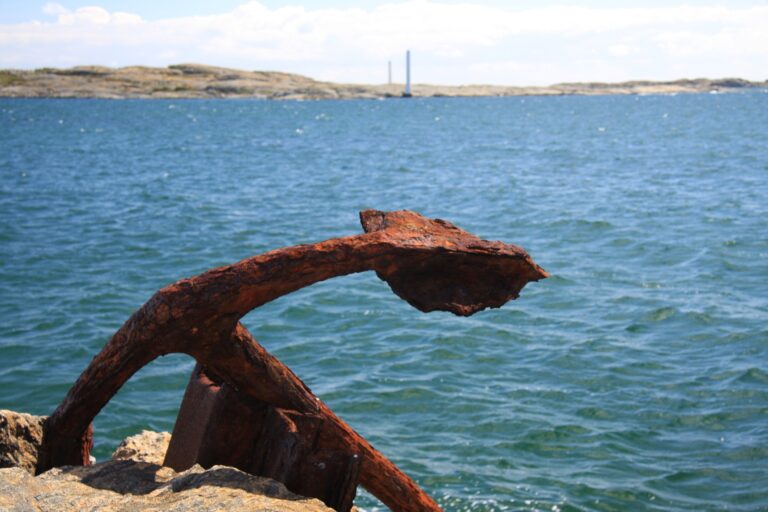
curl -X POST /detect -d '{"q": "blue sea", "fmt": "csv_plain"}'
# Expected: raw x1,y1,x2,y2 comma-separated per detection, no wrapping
1,93,767,511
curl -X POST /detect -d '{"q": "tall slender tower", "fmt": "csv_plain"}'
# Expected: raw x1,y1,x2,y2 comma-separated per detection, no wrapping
388,60,392,85
403,50,412,97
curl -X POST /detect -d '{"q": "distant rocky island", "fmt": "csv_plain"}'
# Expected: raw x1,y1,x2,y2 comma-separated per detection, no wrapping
0,63,765,100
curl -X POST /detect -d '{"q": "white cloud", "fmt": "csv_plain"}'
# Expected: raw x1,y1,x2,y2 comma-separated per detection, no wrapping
42,3,68,16
608,44,634,57
2,1,768,84
58,6,111,25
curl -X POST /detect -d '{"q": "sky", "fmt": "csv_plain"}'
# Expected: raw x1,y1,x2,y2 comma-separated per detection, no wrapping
0,1,766,85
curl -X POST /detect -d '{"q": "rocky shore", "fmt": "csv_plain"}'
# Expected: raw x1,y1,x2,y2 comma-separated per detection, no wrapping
0,410,334,512
1,63,765,100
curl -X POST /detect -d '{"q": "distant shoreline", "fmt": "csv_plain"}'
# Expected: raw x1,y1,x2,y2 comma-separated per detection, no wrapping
1,63,766,100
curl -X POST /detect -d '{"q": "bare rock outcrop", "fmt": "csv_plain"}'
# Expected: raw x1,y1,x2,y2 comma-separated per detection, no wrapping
0,410,333,511
0,461,333,511
1,64,765,99
111,430,171,466
0,409,45,474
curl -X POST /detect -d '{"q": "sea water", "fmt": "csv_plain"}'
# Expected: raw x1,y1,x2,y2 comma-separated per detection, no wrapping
1,93,767,511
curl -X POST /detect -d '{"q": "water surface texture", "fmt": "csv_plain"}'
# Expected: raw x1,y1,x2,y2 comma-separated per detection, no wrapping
1,94,767,511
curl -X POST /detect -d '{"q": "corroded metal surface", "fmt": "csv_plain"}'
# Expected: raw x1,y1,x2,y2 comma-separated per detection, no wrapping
37,210,547,512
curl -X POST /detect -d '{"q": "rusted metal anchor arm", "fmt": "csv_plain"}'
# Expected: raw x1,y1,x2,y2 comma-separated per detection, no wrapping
37,210,547,512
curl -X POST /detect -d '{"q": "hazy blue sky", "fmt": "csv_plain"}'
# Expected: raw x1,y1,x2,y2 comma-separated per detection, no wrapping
1,1,766,85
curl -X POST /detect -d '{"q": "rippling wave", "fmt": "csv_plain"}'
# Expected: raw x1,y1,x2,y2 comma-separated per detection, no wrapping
1,94,767,510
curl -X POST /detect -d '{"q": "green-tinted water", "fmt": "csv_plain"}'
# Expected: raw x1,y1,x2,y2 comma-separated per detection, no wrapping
1,94,767,510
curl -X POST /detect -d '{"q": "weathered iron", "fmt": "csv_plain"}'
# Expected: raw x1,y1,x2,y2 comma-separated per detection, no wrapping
165,364,362,511
36,210,547,512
